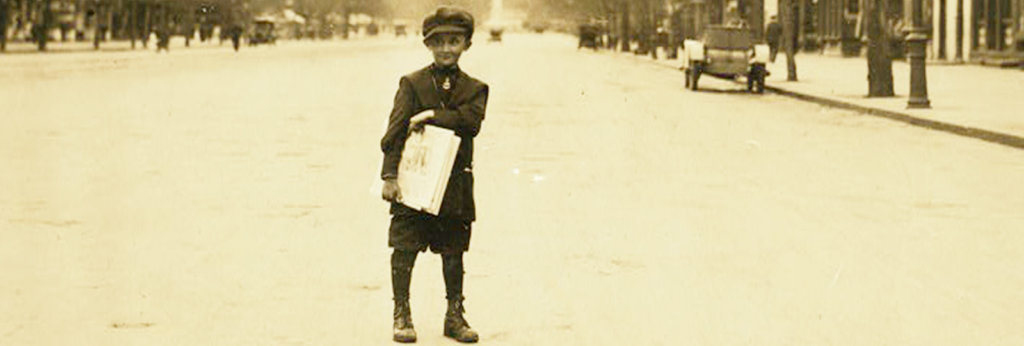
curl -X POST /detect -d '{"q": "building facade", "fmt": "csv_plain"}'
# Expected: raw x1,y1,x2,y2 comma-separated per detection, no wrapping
761,0,1023,64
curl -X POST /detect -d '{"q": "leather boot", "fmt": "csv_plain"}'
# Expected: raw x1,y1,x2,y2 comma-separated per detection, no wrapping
393,299,417,343
443,297,478,343
391,250,417,343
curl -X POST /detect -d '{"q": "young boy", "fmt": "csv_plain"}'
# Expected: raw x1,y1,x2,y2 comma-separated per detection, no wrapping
379,6,489,344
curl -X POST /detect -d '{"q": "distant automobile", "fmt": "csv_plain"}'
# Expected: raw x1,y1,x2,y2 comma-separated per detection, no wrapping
249,20,276,45
577,24,600,50
489,27,504,42
524,20,549,33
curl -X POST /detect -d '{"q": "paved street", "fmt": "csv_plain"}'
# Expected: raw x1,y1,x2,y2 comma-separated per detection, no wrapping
2,34,1023,345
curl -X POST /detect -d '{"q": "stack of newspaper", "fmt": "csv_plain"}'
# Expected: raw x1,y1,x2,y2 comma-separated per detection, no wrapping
394,125,461,215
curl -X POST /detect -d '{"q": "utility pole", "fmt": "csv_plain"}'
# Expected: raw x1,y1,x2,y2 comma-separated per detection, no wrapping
905,0,930,107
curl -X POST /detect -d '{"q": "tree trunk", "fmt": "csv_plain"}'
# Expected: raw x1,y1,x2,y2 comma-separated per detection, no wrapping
619,0,629,52
38,0,51,50
865,0,894,96
129,0,135,48
782,0,798,80
142,2,148,47
937,0,945,59
668,6,680,58
636,0,647,55
954,0,963,61
341,6,350,39
1,0,8,52
749,0,764,40
649,0,658,59
93,2,101,49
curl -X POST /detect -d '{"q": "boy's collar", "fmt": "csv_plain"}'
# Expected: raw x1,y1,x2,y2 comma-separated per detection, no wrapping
430,63,460,75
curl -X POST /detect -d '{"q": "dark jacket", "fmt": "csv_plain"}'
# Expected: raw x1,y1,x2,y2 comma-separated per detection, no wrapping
765,21,782,45
381,64,489,221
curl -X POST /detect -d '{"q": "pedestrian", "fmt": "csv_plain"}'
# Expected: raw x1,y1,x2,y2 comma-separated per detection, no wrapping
765,15,782,62
724,4,749,29
230,24,242,52
379,5,488,344
156,25,170,53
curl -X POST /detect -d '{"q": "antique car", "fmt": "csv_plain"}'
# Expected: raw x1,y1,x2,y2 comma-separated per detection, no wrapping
681,25,770,93
577,23,601,50
249,20,276,45
489,27,504,42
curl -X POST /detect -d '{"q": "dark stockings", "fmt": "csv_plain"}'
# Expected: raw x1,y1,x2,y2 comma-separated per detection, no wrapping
391,250,465,302
391,250,418,301
442,252,464,301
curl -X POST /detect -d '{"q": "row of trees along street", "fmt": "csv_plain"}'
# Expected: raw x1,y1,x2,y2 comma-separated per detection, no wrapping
3,0,907,101
0,0,490,52
545,0,912,98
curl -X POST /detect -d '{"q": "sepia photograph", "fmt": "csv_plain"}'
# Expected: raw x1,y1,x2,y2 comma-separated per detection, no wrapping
1,0,1023,344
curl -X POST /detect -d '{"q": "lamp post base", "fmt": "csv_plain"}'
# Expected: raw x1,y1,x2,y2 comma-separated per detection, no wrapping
907,97,931,109
906,31,931,109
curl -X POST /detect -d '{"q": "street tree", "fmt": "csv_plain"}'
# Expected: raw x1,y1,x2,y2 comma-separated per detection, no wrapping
864,0,894,96
1,0,8,51
781,0,797,80
38,0,52,50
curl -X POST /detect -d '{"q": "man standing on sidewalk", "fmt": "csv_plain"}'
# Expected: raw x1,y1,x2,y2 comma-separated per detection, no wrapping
765,15,782,62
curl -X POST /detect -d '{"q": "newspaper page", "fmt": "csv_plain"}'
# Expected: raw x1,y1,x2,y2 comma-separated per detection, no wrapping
396,125,461,215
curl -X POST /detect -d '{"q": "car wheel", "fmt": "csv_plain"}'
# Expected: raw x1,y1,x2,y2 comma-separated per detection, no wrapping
689,63,701,91
750,64,766,94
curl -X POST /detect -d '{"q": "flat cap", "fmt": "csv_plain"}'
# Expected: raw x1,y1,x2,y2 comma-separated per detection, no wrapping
422,6,475,40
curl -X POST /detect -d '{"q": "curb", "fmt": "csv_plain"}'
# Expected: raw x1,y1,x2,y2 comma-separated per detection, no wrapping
639,56,1024,151
1,42,230,55
1,47,134,54
763,85,1024,151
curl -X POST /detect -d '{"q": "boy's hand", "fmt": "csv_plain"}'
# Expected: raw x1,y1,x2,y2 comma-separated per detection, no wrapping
382,178,402,203
409,110,435,133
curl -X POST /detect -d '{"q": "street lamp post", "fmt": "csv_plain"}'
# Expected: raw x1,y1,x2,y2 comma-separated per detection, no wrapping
905,0,930,108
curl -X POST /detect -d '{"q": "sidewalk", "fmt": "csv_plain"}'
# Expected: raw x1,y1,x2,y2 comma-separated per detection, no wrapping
651,51,1024,149
1,36,227,54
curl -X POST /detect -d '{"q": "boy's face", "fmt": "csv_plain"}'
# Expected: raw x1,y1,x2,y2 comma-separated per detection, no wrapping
425,33,470,68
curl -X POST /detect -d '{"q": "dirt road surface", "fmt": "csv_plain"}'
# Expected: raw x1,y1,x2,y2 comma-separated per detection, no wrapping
2,34,1023,345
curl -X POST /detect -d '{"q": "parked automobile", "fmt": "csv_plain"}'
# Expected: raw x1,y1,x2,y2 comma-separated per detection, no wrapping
682,25,770,93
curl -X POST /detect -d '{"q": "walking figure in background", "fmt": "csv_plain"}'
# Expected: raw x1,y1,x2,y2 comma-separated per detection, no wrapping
380,5,488,344
230,24,243,51
156,25,171,53
765,15,782,62
725,4,749,29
